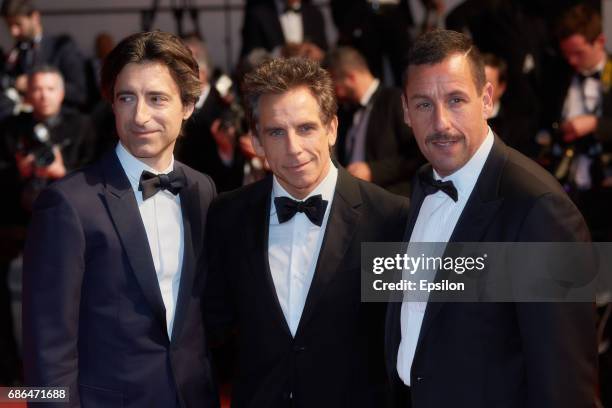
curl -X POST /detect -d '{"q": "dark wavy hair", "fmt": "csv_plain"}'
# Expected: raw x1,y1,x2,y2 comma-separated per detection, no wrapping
100,30,201,106
242,57,337,136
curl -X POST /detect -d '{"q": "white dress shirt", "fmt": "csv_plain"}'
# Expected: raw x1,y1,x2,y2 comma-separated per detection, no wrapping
278,1,304,45
397,128,494,385
562,58,606,120
561,58,606,190
116,142,185,337
346,79,380,163
268,161,337,337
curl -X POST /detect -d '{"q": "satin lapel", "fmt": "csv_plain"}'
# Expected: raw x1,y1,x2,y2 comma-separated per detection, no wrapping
404,165,429,241
415,137,507,353
295,169,361,337
364,86,383,155
171,172,202,343
101,152,168,331
247,177,293,337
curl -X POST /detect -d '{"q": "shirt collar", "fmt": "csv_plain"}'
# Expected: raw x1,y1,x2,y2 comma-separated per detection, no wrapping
115,142,174,192
277,0,301,13
433,127,494,200
579,56,606,77
360,79,380,107
271,160,338,216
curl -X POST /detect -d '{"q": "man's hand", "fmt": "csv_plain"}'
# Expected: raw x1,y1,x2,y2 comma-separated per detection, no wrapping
15,152,35,179
34,147,66,180
14,74,28,93
346,161,372,181
561,115,597,143
239,132,258,159
211,119,236,153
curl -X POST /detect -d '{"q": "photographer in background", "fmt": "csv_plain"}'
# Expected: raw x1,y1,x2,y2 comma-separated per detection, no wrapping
1,0,88,110
177,33,246,192
0,65,94,387
0,65,95,219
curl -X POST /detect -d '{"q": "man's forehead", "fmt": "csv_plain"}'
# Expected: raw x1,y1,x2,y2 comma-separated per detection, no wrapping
115,61,176,87
6,15,28,23
405,55,476,93
260,87,317,109
31,72,62,84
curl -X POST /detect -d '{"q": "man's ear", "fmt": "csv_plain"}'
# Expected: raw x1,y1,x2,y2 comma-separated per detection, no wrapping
482,82,494,119
327,115,338,147
182,102,195,120
401,93,411,127
251,128,266,157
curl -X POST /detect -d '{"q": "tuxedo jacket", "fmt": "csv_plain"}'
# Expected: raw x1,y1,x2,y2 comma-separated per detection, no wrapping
336,86,422,196
240,1,328,57
22,151,219,408
385,137,598,408
205,167,409,408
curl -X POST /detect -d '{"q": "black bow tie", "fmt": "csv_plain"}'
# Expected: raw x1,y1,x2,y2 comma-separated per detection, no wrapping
577,71,601,83
284,3,301,13
138,168,186,200
419,172,458,202
274,194,328,226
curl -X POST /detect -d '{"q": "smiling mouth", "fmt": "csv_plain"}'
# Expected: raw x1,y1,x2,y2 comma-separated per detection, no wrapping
287,161,310,170
431,140,458,147
132,130,159,136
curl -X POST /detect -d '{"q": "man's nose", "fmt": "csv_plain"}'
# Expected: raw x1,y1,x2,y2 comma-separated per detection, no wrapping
285,130,302,155
10,25,21,39
133,100,151,125
433,104,451,132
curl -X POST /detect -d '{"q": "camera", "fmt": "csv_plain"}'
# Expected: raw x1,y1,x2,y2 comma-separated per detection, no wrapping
17,123,55,167
215,74,247,137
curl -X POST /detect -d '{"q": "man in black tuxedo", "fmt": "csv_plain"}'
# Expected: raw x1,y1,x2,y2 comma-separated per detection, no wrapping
1,0,87,109
327,46,421,195
22,31,218,408
240,0,328,62
540,5,612,191
483,53,538,157
205,57,409,407
0,66,96,214
385,30,598,408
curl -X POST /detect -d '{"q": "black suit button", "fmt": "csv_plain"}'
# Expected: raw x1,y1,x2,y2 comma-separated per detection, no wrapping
416,376,425,383
293,345,307,352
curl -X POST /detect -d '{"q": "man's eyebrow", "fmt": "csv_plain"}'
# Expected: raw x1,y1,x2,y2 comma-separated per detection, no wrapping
262,126,284,132
409,94,431,101
115,90,135,96
145,90,172,97
297,121,319,127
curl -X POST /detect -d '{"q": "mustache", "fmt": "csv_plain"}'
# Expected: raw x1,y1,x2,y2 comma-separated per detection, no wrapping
425,132,463,143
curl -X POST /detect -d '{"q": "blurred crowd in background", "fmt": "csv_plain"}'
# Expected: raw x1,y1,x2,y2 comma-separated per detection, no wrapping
0,0,610,405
